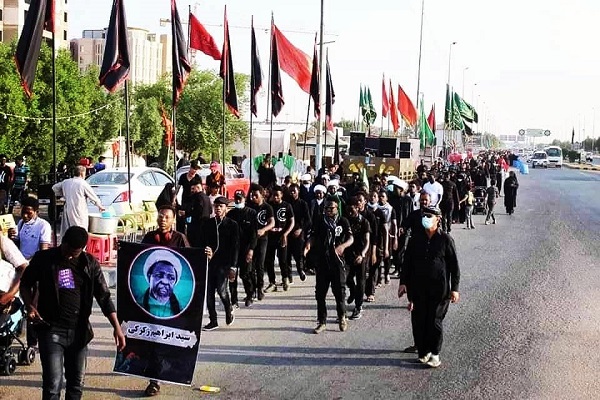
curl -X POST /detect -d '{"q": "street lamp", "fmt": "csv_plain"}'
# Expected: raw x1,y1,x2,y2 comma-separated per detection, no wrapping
447,41,457,86
462,66,469,97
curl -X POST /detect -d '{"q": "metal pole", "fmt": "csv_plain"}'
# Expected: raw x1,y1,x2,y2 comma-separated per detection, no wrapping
462,66,469,98
303,96,311,161
266,12,273,124
315,0,325,172
222,65,227,165
415,0,425,112
249,16,254,184
172,107,177,181
51,30,57,244
124,81,131,204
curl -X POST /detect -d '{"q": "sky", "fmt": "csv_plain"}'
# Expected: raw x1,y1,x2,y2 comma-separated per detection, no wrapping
69,0,600,143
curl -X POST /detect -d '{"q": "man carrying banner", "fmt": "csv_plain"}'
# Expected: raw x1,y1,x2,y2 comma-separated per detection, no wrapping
140,204,189,397
20,226,126,399
200,196,239,331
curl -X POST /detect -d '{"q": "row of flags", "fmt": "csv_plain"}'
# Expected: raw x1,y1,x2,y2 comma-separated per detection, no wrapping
14,0,336,131
444,84,479,135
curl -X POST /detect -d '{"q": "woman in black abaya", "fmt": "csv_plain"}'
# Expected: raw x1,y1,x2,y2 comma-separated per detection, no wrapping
503,171,519,215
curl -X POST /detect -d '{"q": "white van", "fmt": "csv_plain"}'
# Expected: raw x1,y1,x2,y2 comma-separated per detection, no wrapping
544,146,563,168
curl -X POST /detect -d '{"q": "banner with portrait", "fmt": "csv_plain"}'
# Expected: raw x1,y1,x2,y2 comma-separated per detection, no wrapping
113,242,207,385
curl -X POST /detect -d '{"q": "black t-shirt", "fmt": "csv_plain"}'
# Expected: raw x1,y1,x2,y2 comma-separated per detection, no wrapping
311,216,353,268
270,201,294,234
0,165,12,191
250,202,274,239
55,258,85,329
345,214,371,261
177,174,196,205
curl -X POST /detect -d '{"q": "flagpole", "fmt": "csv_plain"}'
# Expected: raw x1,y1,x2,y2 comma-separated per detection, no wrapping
315,0,325,172
172,106,177,180
303,96,311,161
249,16,254,184
268,13,274,154
51,28,58,245
187,5,191,57
124,81,132,204
415,0,425,113
222,6,227,167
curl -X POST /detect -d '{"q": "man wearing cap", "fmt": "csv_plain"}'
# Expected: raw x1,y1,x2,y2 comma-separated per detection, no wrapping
176,160,201,233
199,196,239,331
247,184,275,300
206,161,226,196
139,250,183,318
398,206,460,368
286,184,311,283
299,173,313,202
227,190,258,307
309,184,327,224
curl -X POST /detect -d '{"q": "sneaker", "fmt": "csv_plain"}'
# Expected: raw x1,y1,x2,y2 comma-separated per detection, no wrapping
376,282,383,289
385,275,391,284
282,279,289,291
313,323,327,334
492,220,496,224
202,321,219,331
426,354,441,368
366,295,375,302
265,283,277,293
471,226,475,230
339,317,348,332
485,221,490,225
418,352,432,364
226,313,235,326
232,303,240,310
299,270,307,281
144,381,161,397
403,345,418,353
257,290,265,301
346,293,355,305
349,308,362,320
288,277,294,285
244,297,253,307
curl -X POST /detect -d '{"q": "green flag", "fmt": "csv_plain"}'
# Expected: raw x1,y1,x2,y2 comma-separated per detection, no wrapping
447,88,465,131
444,84,451,125
453,92,478,123
361,86,376,125
418,95,434,149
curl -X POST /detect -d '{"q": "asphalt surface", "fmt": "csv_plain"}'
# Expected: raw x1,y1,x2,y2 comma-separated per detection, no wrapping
1,166,599,399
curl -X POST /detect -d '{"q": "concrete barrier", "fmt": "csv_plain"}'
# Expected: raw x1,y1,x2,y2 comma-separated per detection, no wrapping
563,162,600,171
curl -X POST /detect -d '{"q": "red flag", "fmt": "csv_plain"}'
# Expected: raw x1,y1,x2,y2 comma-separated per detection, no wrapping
99,0,130,92
270,21,285,117
171,0,191,106
389,80,399,132
219,7,239,118
382,75,389,118
189,12,221,60
398,85,417,127
427,104,436,132
14,0,55,98
273,24,312,94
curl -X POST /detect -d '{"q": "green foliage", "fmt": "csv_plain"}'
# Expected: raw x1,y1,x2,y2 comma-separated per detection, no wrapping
0,40,249,178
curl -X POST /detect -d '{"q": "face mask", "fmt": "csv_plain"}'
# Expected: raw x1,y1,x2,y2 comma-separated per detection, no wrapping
368,202,378,209
234,202,244,209
386,184,394,192
422,216,435,229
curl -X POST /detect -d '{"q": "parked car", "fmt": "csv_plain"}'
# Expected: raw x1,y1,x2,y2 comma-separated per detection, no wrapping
86,167,174,215
530,151,549,168
176,164,250,199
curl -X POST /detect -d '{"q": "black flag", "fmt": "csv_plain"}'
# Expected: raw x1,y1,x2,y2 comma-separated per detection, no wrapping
325,53,335,131
14,0,55,98
250,18,263,118
219,7,239,117
270,22,284,118
310,35,320,117
171,0,191,106
571,127,575,145
99,0,130,92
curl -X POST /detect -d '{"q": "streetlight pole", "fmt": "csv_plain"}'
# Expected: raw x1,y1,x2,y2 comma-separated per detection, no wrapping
462,66,469,97
415,0,425,112
315,0,325,172
447,42,456,86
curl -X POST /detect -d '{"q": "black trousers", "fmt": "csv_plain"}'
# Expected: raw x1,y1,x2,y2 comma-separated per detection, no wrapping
206,267,232,324
286,233,305,277
440,204,454,232
252,238,268,293
346,258,367,309
315,262,347,323
237,250,254,300
265,235,290,284
228,268,239,306
365,254,380,296
411,297,450,358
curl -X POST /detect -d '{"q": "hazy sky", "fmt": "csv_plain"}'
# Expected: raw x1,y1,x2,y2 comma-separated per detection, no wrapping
70,0,600,142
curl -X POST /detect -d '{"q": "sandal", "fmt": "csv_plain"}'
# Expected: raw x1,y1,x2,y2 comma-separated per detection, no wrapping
144,381,161,397
366,295,375,302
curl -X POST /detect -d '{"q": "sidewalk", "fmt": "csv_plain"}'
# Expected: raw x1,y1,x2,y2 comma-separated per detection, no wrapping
563,162,600,171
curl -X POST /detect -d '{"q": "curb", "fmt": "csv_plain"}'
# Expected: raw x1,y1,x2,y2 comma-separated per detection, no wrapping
564,163,600,171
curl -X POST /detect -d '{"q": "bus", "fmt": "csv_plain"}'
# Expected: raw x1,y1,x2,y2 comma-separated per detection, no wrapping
544,146,563,168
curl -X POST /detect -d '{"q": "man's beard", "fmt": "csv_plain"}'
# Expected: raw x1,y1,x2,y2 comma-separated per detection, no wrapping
151,284,173,304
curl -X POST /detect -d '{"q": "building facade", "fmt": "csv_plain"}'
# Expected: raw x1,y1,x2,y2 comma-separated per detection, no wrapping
70,27,172,86
1,0,69,48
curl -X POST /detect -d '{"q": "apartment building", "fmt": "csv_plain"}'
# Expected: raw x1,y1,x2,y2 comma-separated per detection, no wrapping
0,0,69,48
70,27,172,86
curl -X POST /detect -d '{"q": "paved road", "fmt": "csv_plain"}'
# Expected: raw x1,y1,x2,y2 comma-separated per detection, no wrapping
2,167,599,399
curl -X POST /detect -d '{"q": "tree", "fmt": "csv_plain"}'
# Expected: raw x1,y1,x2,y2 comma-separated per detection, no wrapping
334,118,354,131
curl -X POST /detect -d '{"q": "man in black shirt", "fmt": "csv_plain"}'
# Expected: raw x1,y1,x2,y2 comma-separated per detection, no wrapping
248,184,274,300
227,190,258,307
439,173,460,233
0,154,13,214
200,196,240,331
344,197,371,320
265,186,295,291
176,160,201,232
398,206,460,368
257,155,277,190
286,184,311,283
184,178,212,247
304,198,353,333
20,226,125,399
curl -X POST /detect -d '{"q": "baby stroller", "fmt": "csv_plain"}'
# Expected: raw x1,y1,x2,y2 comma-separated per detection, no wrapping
0,297,36,376
472,187,488,215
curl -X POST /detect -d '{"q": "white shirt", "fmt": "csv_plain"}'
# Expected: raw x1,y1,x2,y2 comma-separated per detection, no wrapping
0,235,28,293
423,181,444,207
17,217,52,260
